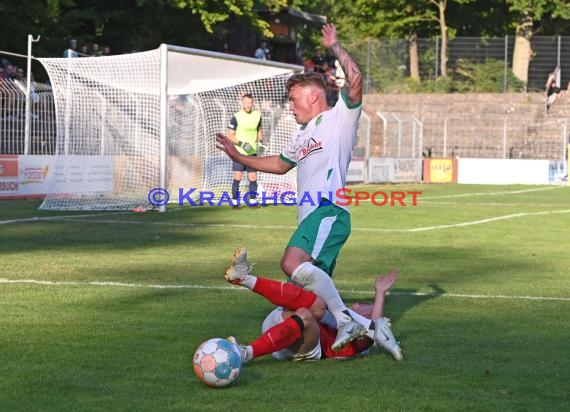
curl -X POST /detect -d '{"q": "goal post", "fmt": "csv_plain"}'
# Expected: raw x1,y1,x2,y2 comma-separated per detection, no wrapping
37,45,302,211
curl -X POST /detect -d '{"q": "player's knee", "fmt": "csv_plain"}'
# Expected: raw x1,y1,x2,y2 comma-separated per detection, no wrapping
294,307,317,329
309,296,326,320
280,253,297,276
280,248,312,277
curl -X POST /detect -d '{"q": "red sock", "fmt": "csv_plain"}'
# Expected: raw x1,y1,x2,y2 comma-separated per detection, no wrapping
251,316,303,358
252,277,317,309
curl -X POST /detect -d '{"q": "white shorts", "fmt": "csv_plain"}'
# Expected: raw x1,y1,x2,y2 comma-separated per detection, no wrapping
262,307,322,361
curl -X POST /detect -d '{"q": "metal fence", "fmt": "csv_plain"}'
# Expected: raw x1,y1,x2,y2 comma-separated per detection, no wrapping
0,79,56,154
344,35,570,93
376,112,568,160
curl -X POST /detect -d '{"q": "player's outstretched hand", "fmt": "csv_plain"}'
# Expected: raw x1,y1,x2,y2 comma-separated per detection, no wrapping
321,23,338,49
374,269,398,294
216,133,240,160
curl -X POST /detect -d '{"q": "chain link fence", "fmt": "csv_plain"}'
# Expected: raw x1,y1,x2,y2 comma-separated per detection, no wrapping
344,35,570,93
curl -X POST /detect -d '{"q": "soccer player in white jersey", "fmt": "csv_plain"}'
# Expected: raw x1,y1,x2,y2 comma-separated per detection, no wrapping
216,23,365,351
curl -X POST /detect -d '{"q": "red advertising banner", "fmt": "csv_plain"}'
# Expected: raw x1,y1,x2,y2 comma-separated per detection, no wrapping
0,155,19,194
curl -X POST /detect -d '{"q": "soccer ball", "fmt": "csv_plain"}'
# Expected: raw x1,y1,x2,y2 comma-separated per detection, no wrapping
193,338,242,387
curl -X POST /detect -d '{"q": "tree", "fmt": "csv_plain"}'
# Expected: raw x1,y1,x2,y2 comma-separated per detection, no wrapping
298,0,437,82
427,0,474,78
375,1,436,81
507,0,570,86
0,0,297,57
172,0,291,38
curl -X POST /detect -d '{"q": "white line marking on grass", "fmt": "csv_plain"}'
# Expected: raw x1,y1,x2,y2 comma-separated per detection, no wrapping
407,209,570,232
1,216,300,230
354,186,561,204
1,278,568,302
421,201,564,207
0,278,242,290
4,208,570,233
0,211,131,225
419,186,560,200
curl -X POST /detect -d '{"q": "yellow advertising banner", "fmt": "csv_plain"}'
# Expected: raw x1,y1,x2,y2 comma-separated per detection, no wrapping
424,158,457,183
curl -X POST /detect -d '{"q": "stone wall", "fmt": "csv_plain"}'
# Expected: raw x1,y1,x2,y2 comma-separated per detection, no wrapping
361,92,569,159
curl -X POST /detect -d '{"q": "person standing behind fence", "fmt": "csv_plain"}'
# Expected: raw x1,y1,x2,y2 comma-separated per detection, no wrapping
254,41,271,60
545,66,562,113
63,39,79,58
226,93,263,206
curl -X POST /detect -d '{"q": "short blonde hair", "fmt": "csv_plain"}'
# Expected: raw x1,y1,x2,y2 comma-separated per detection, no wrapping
286,72,326,93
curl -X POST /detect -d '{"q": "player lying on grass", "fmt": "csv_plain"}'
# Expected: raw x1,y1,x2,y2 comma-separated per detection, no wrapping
225,247,403,362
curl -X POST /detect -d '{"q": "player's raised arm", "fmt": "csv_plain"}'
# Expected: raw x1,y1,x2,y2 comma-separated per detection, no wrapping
322,23,362,107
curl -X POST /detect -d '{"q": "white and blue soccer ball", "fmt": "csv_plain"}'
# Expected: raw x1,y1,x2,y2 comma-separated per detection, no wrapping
193,338,242,387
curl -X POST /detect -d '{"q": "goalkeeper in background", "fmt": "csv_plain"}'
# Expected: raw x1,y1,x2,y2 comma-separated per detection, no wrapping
227,93,263,206
217,23,364,351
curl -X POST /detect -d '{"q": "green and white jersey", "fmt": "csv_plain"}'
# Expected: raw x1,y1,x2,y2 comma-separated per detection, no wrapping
280,92,362,224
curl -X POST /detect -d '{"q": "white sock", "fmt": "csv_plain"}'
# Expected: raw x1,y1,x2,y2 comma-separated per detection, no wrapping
239,275,257,290
291,262,352,325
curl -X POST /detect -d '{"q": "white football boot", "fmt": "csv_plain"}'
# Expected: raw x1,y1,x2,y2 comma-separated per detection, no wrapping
225,246,253,285
331,320,368,351
374,317,404,361
227,336,252,363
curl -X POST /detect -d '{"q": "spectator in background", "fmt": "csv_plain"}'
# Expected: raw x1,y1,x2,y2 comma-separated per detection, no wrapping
311,49,326,74
322,61,338,107
102,46,111,56
63,39,79,58
545,66,562,113
79,45,89,56
14,67,25,81
254,41,270,60
3,63,15,80
91,43,102,57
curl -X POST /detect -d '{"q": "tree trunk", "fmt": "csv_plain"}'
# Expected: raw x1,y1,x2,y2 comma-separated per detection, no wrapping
438,0,448,78
512,15,534,89
409,31,420,80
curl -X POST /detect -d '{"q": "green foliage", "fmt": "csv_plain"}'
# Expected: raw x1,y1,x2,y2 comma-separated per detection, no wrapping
171,0,291,36
507,0,570,21
449,58,525,92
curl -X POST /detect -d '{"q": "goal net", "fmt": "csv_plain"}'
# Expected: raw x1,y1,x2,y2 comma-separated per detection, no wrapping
38,45,301,210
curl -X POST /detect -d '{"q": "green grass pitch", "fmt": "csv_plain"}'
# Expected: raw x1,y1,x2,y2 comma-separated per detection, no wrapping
0,183,569,411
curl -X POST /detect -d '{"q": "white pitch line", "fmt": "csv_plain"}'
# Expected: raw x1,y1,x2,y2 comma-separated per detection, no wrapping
1,278,568,302
0,216,300,230
354,185,562,203
3,208,570,233
0,211,131,225
407,209,570,232
419,186,560,200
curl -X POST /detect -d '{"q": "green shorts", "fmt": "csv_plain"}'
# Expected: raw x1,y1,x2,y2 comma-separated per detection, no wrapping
287,203,351,276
